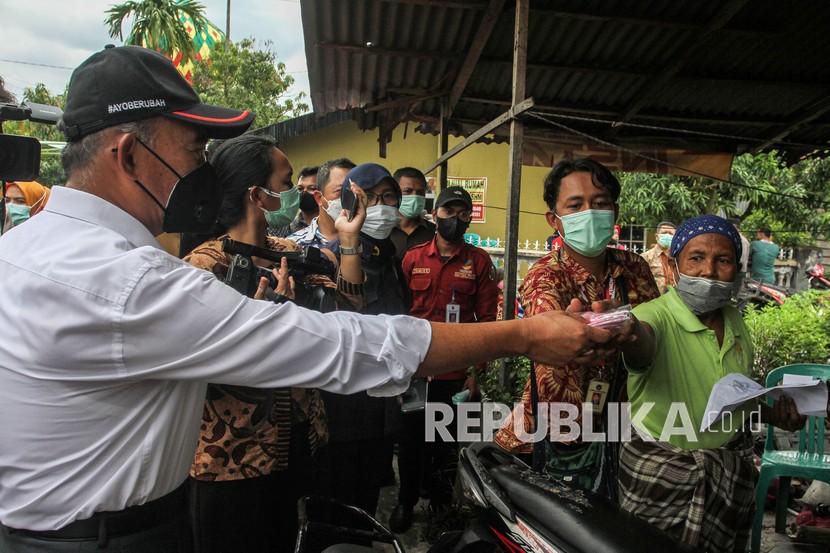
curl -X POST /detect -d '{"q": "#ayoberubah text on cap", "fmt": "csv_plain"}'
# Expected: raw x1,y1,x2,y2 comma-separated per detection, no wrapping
58,45,255,141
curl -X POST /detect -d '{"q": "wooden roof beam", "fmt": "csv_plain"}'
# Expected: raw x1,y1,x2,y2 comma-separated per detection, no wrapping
316,41,461,62
754,94,830,152
477,58,829,89
462,96,788,127
446,0,506,118
612,0,751,130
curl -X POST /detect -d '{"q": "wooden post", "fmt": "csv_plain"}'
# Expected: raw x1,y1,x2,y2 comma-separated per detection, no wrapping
439,99,449,191
501,0,529,387
503,0,528,322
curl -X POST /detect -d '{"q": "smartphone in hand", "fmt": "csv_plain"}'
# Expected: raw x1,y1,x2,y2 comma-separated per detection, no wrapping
340,181,357,222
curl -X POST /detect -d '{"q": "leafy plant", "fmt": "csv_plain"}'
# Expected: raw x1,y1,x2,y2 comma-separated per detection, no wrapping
616,151,830,247
743,290,830,381
106,0,209,65
191,38,308,127
479,356,532,404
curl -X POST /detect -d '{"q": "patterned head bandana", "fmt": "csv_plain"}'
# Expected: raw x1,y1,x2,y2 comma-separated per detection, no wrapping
670,214,742,261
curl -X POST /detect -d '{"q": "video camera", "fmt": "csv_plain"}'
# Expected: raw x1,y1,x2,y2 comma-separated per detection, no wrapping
221,237,339,312
0,100,63,230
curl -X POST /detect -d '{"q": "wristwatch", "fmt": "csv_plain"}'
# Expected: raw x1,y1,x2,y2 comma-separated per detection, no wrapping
340,243,363,255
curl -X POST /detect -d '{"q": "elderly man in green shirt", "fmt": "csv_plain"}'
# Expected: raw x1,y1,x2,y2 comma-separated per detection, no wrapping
618,215,804,553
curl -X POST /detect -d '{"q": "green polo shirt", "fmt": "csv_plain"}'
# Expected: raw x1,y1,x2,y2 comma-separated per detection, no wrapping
627,288,755,449
750,240,780,284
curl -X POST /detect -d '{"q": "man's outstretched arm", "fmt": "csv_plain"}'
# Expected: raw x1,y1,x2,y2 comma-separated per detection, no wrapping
417,310,613,377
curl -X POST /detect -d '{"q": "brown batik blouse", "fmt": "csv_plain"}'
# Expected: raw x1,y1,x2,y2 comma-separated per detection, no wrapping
185,236,330,481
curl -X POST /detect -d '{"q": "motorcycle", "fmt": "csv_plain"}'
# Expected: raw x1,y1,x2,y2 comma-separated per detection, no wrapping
296,442,696,553
806,259,830,290
736,278,789,312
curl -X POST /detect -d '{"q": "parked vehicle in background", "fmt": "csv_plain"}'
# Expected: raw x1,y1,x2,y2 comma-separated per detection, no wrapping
737,278,790,312
806,258,830,290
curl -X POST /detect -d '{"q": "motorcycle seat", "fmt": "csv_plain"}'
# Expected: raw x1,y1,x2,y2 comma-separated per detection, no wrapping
489,465,698,553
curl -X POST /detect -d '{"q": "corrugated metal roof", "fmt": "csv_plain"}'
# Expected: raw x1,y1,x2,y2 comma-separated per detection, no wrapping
292,0,830,157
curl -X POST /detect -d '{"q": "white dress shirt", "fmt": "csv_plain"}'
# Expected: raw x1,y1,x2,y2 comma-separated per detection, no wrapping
0,186,431,531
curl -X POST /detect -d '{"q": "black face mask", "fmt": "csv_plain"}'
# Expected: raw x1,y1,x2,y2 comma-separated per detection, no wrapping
133,138,221,233
436,215,469,243
299,191,318,213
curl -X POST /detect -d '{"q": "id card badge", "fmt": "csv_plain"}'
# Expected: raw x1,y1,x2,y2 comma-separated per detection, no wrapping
446,291,461,323
588,379,611,414
446,302,460,323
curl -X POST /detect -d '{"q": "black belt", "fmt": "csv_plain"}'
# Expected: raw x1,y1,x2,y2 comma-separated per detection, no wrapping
5,481,187,541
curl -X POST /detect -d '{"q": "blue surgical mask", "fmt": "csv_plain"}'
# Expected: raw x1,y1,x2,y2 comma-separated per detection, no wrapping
257,186,300,228
556,209,615,257
6,203,31,227
657,233,674,249
399,195,426,219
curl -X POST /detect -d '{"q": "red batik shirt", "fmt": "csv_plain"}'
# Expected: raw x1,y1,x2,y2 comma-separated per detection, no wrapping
494,247,659,453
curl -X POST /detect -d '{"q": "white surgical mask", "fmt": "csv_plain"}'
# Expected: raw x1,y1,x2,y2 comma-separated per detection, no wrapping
362,205,400,240
325,198,342,220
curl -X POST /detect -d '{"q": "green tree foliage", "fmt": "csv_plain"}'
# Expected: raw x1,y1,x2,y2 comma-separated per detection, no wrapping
105,0,208,64
743,290,830,381
480,356,532,404
191,38,309,127
4,84,67,186
617,152,830,246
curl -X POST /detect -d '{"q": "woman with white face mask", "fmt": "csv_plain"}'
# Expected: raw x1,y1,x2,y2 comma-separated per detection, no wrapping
618,214,805,553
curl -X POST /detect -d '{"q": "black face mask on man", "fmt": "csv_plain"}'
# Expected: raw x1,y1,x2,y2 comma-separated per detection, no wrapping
436,215,469,243
299,191,318,213
132,137,222,233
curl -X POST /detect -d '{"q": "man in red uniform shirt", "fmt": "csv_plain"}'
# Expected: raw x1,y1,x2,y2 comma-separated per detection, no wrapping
389,186,499,531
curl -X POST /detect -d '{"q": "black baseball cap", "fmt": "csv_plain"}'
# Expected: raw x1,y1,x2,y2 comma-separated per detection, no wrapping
58,45,255,141
435,186,473,211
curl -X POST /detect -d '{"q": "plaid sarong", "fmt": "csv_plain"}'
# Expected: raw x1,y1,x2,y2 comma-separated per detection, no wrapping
618,430,757,553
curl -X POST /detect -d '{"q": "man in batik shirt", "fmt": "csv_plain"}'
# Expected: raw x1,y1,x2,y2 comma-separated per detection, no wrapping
494,158,659,500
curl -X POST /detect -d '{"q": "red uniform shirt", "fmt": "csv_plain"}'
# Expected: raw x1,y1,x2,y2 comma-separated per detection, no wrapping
402,238,500,380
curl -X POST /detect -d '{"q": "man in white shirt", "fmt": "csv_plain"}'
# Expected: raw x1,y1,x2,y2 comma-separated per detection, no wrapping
0,46,615,552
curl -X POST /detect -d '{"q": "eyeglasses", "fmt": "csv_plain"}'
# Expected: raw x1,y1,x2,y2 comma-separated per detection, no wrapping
252,186,288,198
366,191,399,207
437,206,473,223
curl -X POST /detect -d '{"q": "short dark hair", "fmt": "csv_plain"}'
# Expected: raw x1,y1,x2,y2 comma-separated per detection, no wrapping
210,134,277,230
298,165,319,181
542,158,621,211
393,167,427,189
758,228,772,238
317,158,356,194
61,119,157,181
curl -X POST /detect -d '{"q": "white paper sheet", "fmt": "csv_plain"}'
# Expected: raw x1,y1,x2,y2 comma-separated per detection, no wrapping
700,373,828,432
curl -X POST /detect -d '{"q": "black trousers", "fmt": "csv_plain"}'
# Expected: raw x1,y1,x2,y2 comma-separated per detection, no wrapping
189,423,318,553
0,520,191,553
315,438,393,517
396,379,464,509
0,489,191,553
